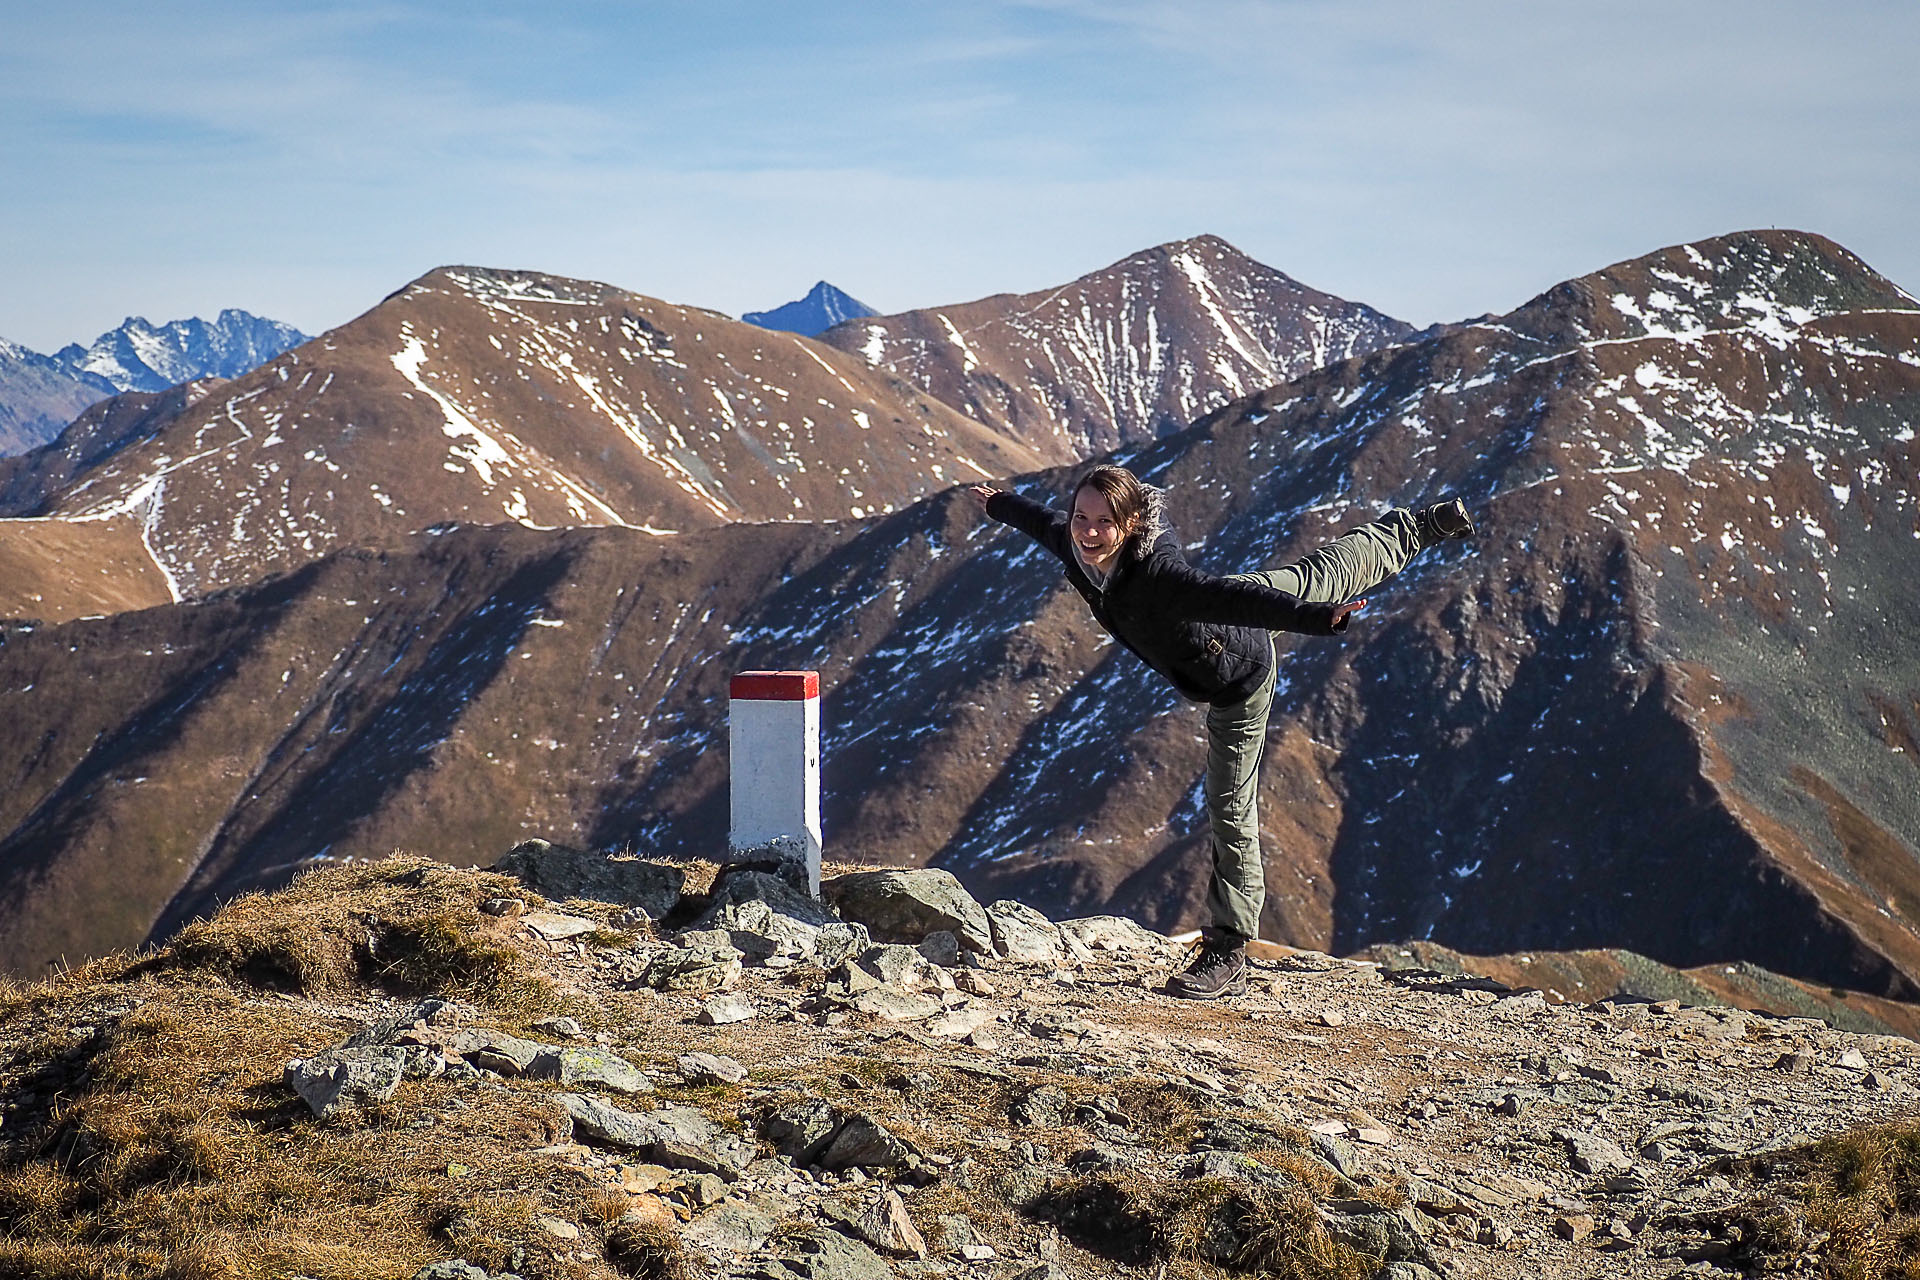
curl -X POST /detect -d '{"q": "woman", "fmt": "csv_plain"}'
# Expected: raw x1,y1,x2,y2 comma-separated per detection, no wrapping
969,465,1472,999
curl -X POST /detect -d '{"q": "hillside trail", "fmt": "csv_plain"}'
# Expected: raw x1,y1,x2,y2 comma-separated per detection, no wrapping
1,847,1914,1279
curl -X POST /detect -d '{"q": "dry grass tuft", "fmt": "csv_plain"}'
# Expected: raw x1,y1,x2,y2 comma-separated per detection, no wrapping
1775,1121,1920,1278
1026,1170,1376,1280
160,855,539,1002
604,1216,693,1280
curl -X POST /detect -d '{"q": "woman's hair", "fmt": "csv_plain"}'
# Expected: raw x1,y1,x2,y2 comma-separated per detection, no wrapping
1073,464,1153,534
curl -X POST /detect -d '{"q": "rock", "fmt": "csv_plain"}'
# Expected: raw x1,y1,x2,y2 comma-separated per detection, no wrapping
522,910,601,941
1839,1047,1870,1071
1557,1129,1633,1176
525,1047,651,1093
927,1007,995,1039
685,1201,777,1253
824,1188,927,1258
1320,1202,1432,1266
679,1052,749,1086
823,869,993,954
812,922,873,970
1011,1084,1070,1129
1058,915,1165,954
1554,1213,1596,1240
917,931,961,967
286,1046,407,1119
535,1215,580,1240
819,1114,918,1170
758,1227,898,1280
342,997,471,1048
558,1093,751,1177
412,1265,492,1280
764,1099,843,1164
468,1033,547,1077
532,1015,586,1039
641,944,743,995
985,900,1065,964
858,944,936,989
849,988,942,1022
701,994,756,1025
694,869,842,960
495,839,685,918
1187,1149,1299,1193
1312,1130,1360,1177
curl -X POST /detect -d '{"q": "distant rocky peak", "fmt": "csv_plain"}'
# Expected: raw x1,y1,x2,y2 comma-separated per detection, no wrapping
743,282,875,338
51,308,308,395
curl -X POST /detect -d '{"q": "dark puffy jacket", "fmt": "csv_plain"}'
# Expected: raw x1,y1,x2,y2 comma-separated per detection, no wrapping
985,489,1347,705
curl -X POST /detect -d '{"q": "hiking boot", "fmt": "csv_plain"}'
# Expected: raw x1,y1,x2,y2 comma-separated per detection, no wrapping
1415,498,1475,545
1166,932,1248,1000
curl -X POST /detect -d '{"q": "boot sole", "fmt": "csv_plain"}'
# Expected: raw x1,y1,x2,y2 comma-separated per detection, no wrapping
1165,974,1248,1000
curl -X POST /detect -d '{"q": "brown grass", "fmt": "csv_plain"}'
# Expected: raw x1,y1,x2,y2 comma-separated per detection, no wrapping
1771,1122,1920,1278
1025,1171,1375,1279
0,858,644,1279
160,855,542,1003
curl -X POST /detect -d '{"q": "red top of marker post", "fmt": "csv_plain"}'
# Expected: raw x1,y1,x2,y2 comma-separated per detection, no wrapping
730,670,819,701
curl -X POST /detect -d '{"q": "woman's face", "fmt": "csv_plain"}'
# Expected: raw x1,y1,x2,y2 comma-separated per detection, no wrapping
1071,485,1132,571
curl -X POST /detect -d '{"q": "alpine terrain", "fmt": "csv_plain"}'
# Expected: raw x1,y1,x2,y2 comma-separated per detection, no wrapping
821,235,1414,460
0,230,1914,1032
0,267,1045,598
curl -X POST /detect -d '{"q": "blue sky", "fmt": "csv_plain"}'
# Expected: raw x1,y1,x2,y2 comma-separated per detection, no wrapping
3,1,1916,351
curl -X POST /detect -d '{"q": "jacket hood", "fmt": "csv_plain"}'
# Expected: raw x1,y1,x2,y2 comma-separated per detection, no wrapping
1125,482,1170,561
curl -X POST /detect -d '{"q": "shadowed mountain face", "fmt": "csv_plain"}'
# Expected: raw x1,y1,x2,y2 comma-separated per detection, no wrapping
0,339,115,457
0,267,1043,597
0,232,1915,1009
820,234,1413,461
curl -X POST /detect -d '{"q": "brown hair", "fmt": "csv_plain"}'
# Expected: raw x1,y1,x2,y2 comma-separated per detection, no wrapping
1073,464,1152,535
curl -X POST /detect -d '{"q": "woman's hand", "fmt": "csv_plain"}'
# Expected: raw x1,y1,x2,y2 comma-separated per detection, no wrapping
1331,598,1367,631
968,484,1002,511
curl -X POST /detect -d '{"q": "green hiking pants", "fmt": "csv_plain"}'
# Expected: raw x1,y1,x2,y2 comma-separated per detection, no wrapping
1203,507,1428,941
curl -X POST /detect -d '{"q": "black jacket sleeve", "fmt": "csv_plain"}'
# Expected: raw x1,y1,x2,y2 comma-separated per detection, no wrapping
984,490,1068,560
1138,540,1348,635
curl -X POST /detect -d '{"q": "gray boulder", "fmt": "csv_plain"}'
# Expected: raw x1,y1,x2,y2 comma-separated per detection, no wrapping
756,1227,897,1280
986,900,1066,964
1556,1128,1634,1175
468,1033,547,1077
1058,915,1168,955
494,839,684,918
641,944,743,994
524,1047,652,1093
819,1114,919,1171
286,1046,407,1119
764,1099,843,1164
558,1093,751,1177
823,869,992,954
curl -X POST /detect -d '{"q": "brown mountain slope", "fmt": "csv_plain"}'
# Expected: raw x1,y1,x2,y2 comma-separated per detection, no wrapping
0,267,1043,597
0,231,1914,1017
0,518,173,622
819,234,1412,460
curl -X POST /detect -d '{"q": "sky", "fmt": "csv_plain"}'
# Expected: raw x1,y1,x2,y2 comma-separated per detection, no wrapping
3,0,1916,353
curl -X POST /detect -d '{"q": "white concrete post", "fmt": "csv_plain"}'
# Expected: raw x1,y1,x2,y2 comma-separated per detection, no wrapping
728,670,822,897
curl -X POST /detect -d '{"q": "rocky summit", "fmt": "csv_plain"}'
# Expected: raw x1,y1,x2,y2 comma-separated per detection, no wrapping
821,235,1412,461
1,849,1915,1279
